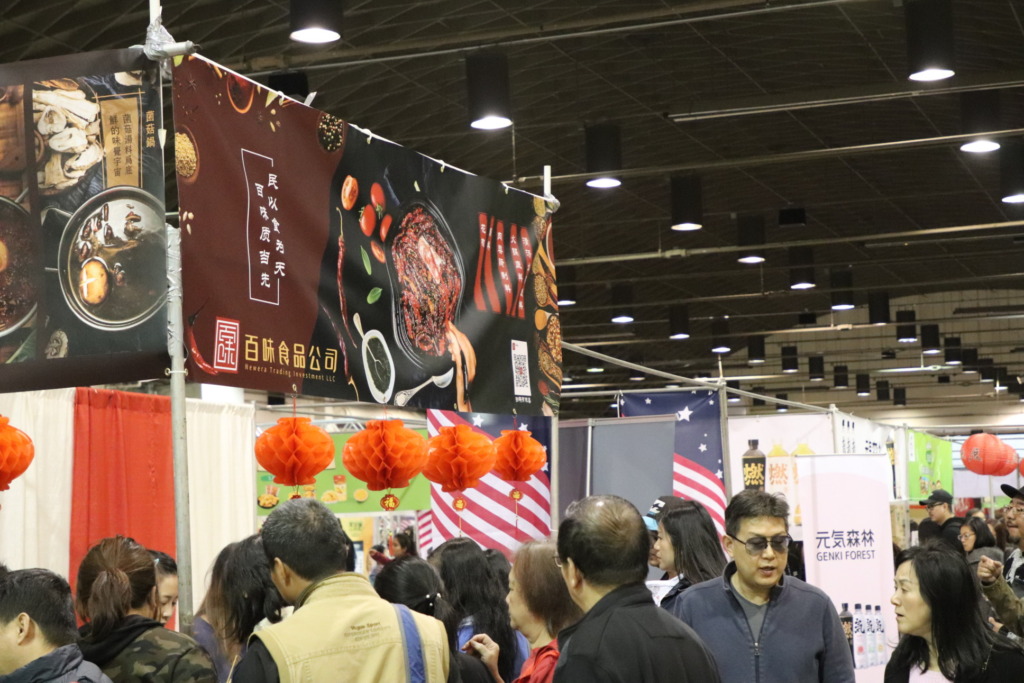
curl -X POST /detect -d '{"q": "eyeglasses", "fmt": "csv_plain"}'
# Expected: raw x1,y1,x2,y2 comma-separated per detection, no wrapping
1003,505,1024,516
957,532,975,541
726,533,793,555
926,502,945,510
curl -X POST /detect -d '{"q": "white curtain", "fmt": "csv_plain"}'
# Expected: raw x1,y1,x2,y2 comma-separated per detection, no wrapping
184,398,257,608
0,388,76,576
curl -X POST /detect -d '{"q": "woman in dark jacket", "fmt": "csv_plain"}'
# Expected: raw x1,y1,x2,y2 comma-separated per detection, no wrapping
886,542,1024,682
960,518,1004,573
76,536,216,683
654,501,726,616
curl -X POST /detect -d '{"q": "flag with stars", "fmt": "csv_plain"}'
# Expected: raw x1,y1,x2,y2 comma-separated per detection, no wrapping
422,410,552,558
619,390,727,536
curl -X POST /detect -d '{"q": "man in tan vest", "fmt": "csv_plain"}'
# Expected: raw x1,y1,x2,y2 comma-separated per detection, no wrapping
233,499,449,683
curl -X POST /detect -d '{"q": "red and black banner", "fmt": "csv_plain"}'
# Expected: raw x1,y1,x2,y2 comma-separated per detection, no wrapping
173,56,560,416
0,49,167,392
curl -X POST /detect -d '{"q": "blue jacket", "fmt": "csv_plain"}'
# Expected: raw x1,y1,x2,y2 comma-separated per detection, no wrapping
675,562,855,683
0,644,112,683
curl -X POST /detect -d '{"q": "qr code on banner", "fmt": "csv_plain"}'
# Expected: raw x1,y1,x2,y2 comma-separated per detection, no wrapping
511,340,531,396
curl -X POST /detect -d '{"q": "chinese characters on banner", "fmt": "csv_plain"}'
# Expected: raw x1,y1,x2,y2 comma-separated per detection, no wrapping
173,55,559,416
0,49,167,392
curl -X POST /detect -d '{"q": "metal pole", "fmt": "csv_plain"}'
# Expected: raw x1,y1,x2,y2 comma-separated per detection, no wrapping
717,384,733,496
550,414,560,528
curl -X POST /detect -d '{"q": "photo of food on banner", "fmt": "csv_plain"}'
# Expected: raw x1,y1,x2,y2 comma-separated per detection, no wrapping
304,135,560,416
0,58,165,369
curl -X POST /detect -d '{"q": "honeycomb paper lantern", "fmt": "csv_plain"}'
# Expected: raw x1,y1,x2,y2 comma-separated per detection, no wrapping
0,415,34,491
424,424,496,492
996,440,1018,477
342,419,428,491
960,432,1007,476
493,429,547,483
255,417,335,486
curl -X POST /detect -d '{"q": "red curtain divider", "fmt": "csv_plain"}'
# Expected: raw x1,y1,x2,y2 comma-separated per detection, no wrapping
69,388,176,591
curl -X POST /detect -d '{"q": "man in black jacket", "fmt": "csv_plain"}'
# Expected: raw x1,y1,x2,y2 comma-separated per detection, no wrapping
0,568,111,683
552,495,721,683
920,489,964,551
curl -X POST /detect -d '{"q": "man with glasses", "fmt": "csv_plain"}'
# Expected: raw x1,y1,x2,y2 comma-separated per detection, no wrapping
675,490,854,683
978,484,1024,636
552,495,721,682
919,488,964,551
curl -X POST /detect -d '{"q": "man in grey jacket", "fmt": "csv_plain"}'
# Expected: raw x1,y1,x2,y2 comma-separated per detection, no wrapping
675,490,855,683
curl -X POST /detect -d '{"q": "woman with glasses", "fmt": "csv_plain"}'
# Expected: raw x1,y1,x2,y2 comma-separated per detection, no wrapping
960,517,1003,574
653,502,727,617
887,542,1024,682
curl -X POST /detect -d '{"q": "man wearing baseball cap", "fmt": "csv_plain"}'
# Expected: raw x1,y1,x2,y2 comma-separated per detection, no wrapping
978,483,1024,634
919,489,964,551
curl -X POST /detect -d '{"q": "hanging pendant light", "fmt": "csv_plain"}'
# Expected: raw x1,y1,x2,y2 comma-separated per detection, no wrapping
290,0,343,43
781,346,799,373
944,337,962,365
747,335,766,365
920,324,941,355
751,387,766,406
834,365,849,389
726,380,742,403
610,284,634,324
960,347,979,373
775,394,789,412
670,176,702,231
788,246,816,290
868,291,891,325
876,380,891,402
960,90,1001,153
896,310,917,343
584,123,622,189
1000,139,1024,204
905,0,955,82
710,319,731,354
268,71,311,100
557,266,577,307
809,355,825,382
830,269,855,311
736,214,766,264
669,305,690,340
466,53,513,130
856,373,871,397
894,387,907,406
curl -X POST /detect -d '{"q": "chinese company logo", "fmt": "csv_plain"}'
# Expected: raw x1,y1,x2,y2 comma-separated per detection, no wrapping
213,318,241,373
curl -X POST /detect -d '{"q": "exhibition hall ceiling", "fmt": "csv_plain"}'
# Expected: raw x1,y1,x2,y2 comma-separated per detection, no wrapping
3,0,1023,423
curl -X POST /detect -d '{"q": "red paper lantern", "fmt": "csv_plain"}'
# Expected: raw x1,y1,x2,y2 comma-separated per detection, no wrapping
0,415,34,491
342,419,428,491
996,440,1019,477
493,430,547,483
960,432,1006,476
423,424,496,492
255,417,335,486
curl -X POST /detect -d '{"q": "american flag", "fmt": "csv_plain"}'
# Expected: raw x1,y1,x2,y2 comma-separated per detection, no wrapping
420,409,552,558
619,390,727,537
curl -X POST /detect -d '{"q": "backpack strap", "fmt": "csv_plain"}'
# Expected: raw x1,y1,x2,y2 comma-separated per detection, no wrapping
394,604,427,683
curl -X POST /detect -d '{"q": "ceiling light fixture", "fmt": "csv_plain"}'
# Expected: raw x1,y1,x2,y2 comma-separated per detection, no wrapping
778,207,806,227
868,291,891,325
830,268,855,311
896,310,917,343
268,71,311,100
834,365,849,389
584,123,622,189
711,318,731,354
894,387,907,406
752,388,766,406
960,90,1001,153
856,373,871,397
960,348,978,373
1000,139,1024,203
466,52,512,130
944,337,962,365
920,324,941,355
994,367,1009,391
726,380,742,403
557,266,577,306
747,335,766,365
979,359,996,383
788,246,816,290
668,305,690,339
587,366,604,374
876,380,891,401
781,346,799,373
290,0,343,43
797,311,817,326
776,394,788,412
610,284,634,324
670,176,702,231
809,355,825,381
736,214,766,264
905,0,955,82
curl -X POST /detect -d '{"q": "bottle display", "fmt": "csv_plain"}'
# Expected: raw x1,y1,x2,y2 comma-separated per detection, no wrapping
853,603,868,669
865,604,877,666
874,605,886,663
742,439,766,491
839,603,853,658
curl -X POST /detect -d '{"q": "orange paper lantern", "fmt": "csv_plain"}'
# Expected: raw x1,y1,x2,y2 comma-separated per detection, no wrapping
996,440,1019,477
255,417,335,486
342,419,428,491
960,432,1007,476
424,424,496,492
0,415,34,491
493,429,547,483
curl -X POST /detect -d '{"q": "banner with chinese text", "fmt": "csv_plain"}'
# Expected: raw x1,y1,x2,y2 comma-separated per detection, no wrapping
172,55,559,416
0,49,167,391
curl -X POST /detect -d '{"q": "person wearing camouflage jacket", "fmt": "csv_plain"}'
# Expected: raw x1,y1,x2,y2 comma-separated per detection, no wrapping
78,615,216,683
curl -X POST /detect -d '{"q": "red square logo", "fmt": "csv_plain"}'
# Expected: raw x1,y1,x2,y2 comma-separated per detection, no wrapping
213,318,241,373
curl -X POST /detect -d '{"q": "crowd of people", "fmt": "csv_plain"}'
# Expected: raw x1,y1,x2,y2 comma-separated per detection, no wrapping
3,485,1024,682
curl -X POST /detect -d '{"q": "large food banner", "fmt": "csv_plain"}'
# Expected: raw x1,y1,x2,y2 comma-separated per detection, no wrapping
0,49,167,391
906,430,953,499
172,56,560,416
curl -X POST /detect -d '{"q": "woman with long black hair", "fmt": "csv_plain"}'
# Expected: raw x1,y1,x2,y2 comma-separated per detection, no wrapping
653,501,727,616
886,542,1024,682
430,538,529,681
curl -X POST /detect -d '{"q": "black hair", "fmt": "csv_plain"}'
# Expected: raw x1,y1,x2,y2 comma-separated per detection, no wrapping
375,556,458,656
0,569,79,647
433,538,520,682
724,489,789,537
341,528,356,572
917,519,941,542
392,530,417,558
483,548,511,595
149,550,177,579
261,498,347,581
658,502,727,583
890,542,1022,681
77,536,157,641
0,562,9,580
197,535,285,657
557,495,648,587
963,517,996,550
